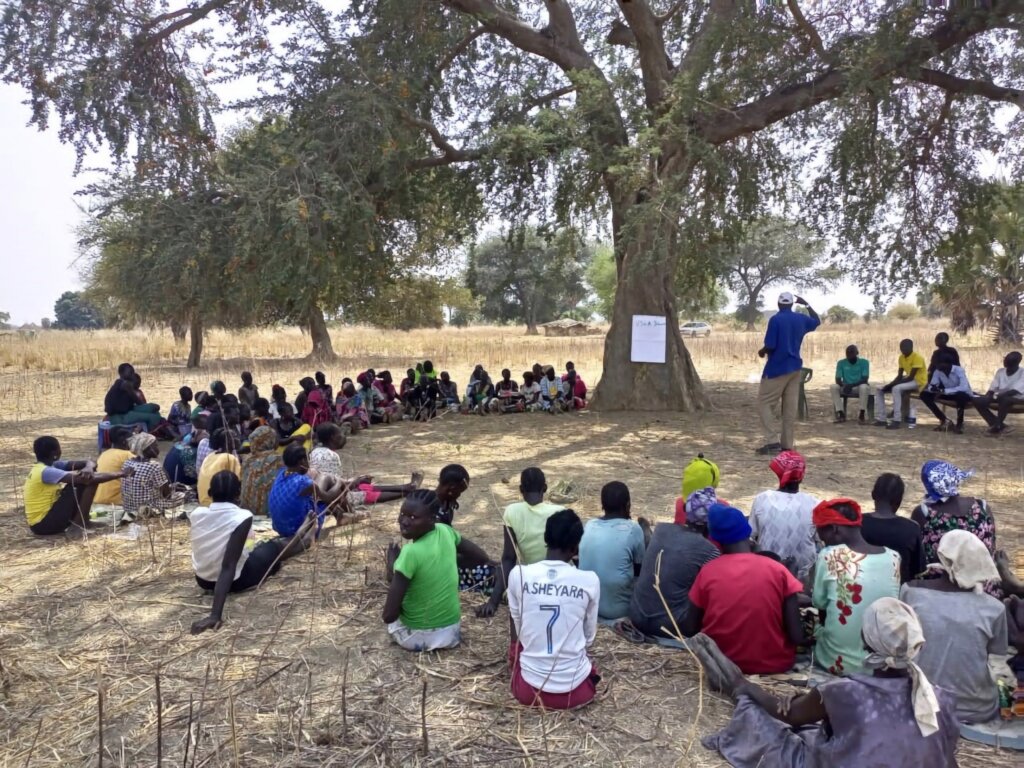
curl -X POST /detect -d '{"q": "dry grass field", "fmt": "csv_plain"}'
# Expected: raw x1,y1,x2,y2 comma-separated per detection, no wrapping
0,320,1020,767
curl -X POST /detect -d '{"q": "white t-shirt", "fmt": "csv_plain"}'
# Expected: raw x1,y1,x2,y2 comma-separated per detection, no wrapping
520,382,541,403
308,446,343,478
190,502,254,582
990,367,1024,394
749,490,819,579
507,560,599,693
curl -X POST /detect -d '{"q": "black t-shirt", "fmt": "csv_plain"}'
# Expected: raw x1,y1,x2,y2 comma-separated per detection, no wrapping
861,514,926,583
104,379,134,415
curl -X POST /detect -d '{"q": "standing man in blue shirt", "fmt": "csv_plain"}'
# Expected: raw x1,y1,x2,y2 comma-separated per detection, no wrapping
756,292,820,455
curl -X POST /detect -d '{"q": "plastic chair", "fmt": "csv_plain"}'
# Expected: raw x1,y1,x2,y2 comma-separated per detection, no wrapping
798,368,813,421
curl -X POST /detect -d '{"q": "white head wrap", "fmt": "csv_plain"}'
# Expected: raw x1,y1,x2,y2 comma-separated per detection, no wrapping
927,530,999,593
861,597,941,737
128,432,157,459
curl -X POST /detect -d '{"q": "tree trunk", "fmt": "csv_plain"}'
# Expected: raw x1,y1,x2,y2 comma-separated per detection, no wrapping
526,322,539,335
186,315,203,369
591,199,709,412
306,305,337,360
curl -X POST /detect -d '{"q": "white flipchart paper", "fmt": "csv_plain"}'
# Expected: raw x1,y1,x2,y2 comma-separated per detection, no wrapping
630,315,667,364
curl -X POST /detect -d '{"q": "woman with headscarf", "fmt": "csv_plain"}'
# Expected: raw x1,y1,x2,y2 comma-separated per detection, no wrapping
703,597,960,768
811,498,900,676
120,433,186,524
911,459,1000,597
901,530,1008,723
240,426,282,518
749,450,819,580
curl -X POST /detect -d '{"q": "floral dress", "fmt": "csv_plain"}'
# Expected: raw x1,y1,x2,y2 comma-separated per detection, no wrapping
916,497,1001,598
812,545,900,676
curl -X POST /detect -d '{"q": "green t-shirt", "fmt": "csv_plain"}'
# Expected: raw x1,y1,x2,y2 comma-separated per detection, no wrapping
835,357,870,385
394,524,462,630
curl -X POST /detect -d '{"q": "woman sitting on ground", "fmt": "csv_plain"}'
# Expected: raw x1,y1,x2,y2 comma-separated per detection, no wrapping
811,498,901,676
240,426,282,517
167,386,194,440
491,369,522,413
272,402,312,452
862,472,926,584
268,444,352,538
627,488,720,639
197,429,242,506
519,371,541,411
912,459,1000,597
268,384,290,419
164,413,207,486
749,450,819,581
374,371,404,420
23,436,129,536
437,371,459,408
357,371,391,424
508,509,601,709
94,426,134,508
704,597,959,768
578,481,650,621
314,371,333,404
120,433,186,524
310,423,423,506
901,530,1008,724
190,471,316,635
335,378,368,432
104,362,163,432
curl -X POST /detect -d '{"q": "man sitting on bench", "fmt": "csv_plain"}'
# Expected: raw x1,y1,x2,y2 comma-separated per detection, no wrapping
830,344,870,423
873,339,926,429
919,352,972,434
973,351,1023,436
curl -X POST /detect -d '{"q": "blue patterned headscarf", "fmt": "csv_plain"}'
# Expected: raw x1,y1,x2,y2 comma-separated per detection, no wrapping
683,487,718,525
921,460,974,503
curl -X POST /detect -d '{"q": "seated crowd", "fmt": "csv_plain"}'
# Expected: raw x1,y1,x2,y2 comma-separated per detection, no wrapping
21,359,1024,765
829,334,1023,434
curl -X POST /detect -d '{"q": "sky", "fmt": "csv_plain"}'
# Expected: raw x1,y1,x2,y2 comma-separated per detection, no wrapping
0,81,903,326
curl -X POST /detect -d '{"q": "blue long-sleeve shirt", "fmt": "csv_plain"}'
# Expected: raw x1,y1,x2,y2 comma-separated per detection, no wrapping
928,365,972,396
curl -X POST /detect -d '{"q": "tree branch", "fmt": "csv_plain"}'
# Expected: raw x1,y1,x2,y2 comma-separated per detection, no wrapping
432,26,486,76
696,2,1024,145
521,84,576,112
910,67,1024,109
786,0,830,63
137,0,234,47
439,0,593,71
401,113,485,170
656,2,686,25
615,0,673,108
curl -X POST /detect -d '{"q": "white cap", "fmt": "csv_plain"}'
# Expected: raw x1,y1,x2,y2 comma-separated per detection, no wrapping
778,292,794,305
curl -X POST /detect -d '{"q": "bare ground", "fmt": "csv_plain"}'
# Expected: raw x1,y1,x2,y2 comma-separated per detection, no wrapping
0,374,1021,767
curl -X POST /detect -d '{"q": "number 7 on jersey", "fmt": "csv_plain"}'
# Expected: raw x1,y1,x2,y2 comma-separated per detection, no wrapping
540,604,561,654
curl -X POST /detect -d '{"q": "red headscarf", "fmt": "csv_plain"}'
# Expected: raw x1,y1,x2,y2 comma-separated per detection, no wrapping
770,450,806,486
812,498,863,528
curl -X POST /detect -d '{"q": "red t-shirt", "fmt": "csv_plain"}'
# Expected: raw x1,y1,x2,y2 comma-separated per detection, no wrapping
688,553,803,674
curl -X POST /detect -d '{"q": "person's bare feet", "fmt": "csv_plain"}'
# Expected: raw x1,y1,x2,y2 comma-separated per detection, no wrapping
410,471,424,489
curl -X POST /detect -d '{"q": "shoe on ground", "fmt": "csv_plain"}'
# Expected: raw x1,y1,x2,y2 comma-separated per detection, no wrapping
873,420,888,427
886,422,902,430
933,421,950,432
755,443,783,455
858,411,866,423
833,412,846,424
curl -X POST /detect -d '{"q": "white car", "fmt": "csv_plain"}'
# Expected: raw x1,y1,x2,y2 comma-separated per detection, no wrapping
680,321,712,338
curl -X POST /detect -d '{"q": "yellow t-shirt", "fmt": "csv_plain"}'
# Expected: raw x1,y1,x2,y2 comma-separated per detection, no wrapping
197,453,242,506
23,462,66,525
898,351,928,390
94,448,133,505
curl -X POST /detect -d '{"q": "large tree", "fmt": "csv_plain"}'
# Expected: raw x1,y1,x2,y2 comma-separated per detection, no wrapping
723,218,833,330
467,228,589,333
53,291,104,330
3,2,1023,408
